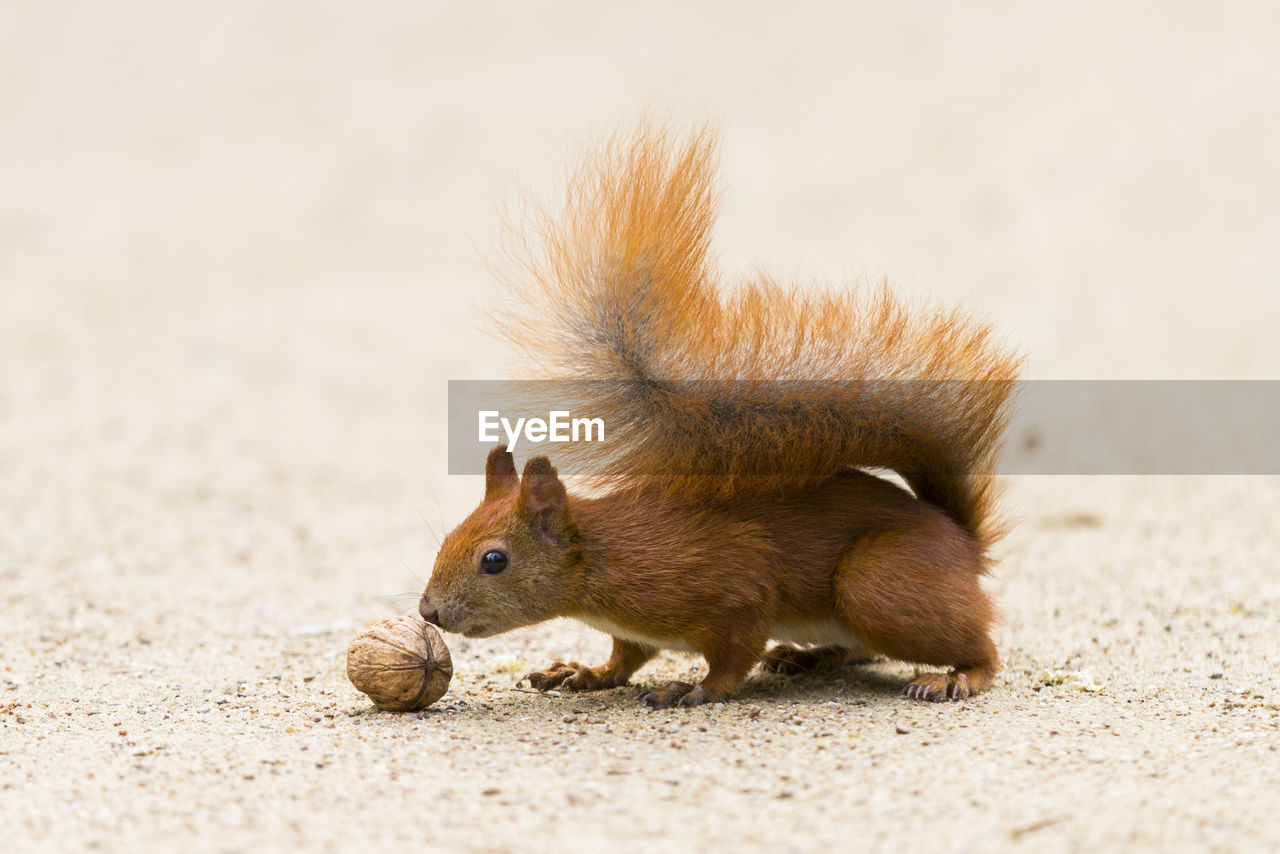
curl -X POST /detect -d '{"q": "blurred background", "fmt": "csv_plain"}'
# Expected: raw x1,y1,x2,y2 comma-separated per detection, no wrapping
4,0,1279,649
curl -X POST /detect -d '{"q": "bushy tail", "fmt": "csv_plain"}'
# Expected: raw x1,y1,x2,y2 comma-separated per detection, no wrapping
494,121,1022,549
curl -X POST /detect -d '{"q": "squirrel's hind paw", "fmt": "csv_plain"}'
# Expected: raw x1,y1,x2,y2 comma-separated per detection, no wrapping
902,671,972,702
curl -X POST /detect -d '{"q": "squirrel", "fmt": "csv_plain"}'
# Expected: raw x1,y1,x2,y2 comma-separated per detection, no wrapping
419,121,1022,707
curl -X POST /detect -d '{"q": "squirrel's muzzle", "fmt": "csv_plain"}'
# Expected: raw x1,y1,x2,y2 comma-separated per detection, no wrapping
419,596,441,627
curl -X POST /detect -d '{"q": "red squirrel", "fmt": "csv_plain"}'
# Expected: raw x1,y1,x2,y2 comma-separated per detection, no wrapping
419,122,1022,707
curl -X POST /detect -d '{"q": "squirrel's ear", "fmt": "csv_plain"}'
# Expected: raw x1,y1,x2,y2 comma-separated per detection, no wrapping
517,456,568,538
485,445,519,498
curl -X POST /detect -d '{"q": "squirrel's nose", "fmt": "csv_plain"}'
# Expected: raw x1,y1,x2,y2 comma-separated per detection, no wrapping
419,597,440,626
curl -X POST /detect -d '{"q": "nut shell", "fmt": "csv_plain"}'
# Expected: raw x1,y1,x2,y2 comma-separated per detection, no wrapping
346,616,453,712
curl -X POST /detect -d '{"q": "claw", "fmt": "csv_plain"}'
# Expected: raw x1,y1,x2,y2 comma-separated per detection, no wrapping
677,685,708,707
526,660,622,694
640,680,698,709
526,661,579,691
904,671,972,702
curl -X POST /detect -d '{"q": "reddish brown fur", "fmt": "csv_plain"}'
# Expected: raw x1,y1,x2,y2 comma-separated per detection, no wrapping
495,121,1022,550
421,121,1022,706
423,449,1001,705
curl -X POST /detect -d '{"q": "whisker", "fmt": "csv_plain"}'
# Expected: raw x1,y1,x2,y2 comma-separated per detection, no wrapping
373,591,423,611
399,558,425,586
415,505,443,549
375,589,422,601
431,495,449,545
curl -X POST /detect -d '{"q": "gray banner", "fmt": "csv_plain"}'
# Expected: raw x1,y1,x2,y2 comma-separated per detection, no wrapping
447,380,1280,475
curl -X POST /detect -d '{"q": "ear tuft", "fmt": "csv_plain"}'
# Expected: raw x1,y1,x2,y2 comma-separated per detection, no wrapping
485,445,519,498
517,456,568,538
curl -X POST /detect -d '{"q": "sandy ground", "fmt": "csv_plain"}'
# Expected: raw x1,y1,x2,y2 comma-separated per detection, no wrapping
3,3,1280,852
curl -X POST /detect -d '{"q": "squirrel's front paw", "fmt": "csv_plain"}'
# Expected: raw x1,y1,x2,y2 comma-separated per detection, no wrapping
525,661,581,691
525,661,617,692
639,681,708,709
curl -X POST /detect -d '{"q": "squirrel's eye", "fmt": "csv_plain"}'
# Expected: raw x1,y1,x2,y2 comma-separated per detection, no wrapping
479,550,509,575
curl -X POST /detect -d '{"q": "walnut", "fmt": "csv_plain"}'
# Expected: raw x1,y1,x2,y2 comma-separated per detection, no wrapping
346,616,453,712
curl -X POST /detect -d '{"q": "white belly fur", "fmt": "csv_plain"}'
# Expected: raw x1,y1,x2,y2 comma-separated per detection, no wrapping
575,615,869,658
575,615,699,653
